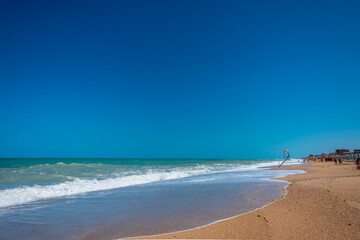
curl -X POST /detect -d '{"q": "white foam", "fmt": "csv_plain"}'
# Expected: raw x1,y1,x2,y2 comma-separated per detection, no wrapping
0,168,210,208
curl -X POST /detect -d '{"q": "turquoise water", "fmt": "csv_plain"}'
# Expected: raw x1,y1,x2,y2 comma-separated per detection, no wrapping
0,158,304,239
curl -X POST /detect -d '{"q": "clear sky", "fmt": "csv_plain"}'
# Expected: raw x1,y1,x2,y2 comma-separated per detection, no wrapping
1,0,360,158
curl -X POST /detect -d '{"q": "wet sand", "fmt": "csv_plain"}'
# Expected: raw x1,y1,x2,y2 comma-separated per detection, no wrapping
136,162,360,239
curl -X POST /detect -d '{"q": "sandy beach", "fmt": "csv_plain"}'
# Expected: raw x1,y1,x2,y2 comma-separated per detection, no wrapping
136,162,360,239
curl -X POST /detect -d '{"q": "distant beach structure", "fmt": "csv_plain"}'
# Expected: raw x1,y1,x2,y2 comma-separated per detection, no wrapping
336,149,350,155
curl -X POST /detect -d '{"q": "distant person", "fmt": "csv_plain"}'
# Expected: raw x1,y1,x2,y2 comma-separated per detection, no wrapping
356,158,360,170
334,157,338,165
338,157,342,165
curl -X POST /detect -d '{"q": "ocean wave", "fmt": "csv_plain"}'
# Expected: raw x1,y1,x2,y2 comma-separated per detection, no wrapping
0,167,211,208
0,159,301,208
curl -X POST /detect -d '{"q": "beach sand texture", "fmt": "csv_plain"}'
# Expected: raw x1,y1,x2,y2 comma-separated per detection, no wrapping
136,162,360,239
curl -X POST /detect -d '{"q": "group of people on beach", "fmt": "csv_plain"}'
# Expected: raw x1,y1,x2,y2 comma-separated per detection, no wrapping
304,156,342,164
304,156,360,170
322,156,342,164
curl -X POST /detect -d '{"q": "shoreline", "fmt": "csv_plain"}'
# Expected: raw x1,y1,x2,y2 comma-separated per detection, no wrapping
133,162,360,239
125,164,301,240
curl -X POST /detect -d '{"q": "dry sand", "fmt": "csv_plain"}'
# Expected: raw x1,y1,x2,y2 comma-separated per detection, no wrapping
135,162,360,239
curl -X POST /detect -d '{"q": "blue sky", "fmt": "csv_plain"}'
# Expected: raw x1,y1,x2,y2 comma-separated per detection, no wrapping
1,0,360,158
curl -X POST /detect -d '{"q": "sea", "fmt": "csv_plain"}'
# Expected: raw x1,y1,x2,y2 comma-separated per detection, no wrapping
0,158,304,240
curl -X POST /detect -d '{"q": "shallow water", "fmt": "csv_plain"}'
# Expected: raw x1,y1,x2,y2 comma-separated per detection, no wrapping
0,158,304,239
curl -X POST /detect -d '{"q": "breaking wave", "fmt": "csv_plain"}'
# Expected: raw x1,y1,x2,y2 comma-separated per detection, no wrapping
0,159,301,208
